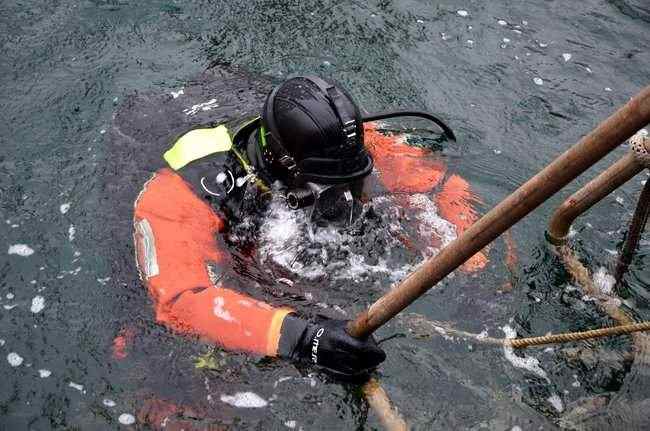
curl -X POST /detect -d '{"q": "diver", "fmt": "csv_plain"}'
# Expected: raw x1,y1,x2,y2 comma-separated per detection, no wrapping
132,75,487,379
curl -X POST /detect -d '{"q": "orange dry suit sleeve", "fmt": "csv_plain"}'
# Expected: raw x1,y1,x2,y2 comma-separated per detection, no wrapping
363,124,487,271
133,168,292,356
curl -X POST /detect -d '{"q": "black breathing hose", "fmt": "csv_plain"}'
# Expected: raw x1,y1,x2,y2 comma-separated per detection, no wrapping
362,110,457,142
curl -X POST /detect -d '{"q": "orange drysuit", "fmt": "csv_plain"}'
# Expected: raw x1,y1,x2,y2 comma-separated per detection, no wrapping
132,121,487,358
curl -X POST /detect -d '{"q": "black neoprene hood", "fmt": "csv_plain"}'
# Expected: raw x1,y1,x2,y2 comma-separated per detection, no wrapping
261,76,374,185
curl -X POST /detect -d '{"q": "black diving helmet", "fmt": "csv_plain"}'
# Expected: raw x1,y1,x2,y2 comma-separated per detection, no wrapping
256,75,457,224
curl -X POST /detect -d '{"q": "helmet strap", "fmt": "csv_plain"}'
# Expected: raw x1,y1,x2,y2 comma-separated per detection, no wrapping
305,76,358,150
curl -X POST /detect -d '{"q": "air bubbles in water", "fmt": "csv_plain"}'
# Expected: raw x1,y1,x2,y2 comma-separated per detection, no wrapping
7,352,24,367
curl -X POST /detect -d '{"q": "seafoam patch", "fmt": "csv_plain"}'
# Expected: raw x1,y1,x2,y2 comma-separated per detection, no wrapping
118,413,136,425
103,399,117,407
184,98,219,116
60,203,71,214
7,352,24,367
31,296,45,313
38,369,51,378
562,53,572,62
502,325,549,382
220,392,268,408
8,244,34,256
533,77,544,86
68,382,85,393
170,88,184,99
547,393,564,412
457,10,469,17
593,267,615,295
68,225,76,242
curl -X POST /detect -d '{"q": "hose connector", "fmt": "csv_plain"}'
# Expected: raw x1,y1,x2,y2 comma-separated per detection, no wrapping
286,188,315,209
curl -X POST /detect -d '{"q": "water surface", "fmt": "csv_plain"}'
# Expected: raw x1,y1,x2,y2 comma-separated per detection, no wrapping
1,0,650,429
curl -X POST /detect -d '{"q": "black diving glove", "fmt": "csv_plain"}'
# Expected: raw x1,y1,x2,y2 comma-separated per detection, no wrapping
277,314,386,378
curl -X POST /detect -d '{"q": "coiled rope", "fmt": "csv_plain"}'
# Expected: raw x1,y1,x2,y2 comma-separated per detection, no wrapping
507,321,650,349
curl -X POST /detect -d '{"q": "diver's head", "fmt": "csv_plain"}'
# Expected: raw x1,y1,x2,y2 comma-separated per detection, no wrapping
249,75,457,226
259,76,374,188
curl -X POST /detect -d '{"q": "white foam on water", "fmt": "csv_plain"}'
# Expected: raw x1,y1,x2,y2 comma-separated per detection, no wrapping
497,19,507,26
466,39,474,46
457,10,469,17
8,244,34,256
285,420,297,428
7,352,24,367
547,393,564,412
184,98,218,116
68,382,85,393
0,339,5,346
3,304,17,310
562,53,572,62
593,267,615,295
118,413,136,425
533,77,544,86
433,325,455,342
30,296,45,313
38,369,51,378
171,88,184,99
409,193,457,254
502,325,549,382
511,427,522,431
68,225,76,242
503,37,511,43
572,374,581,387
103,399,117,407
258,195,306,271
60,203,71,214
220,391,268,408
258,191,446,283
6,292,14,299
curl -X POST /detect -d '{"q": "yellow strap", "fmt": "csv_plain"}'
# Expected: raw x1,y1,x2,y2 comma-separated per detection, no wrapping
266,308,293,357
163,125,233,170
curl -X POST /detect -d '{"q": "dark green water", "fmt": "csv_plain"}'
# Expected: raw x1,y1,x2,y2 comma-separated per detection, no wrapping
1,1,649,429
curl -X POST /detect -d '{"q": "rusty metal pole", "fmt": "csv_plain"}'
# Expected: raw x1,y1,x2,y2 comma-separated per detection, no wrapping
614,180,650,283
348,85,650,338
546,152,644,244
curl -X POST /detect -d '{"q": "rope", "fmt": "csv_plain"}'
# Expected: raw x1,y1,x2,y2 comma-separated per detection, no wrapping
507,321,650,349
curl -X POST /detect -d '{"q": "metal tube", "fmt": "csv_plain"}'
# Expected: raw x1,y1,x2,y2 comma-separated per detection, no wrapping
348,85,650,338
547,152,644,245
614,180,650,284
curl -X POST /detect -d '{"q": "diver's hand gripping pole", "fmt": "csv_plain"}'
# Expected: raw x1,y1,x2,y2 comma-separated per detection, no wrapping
348,85,650,339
